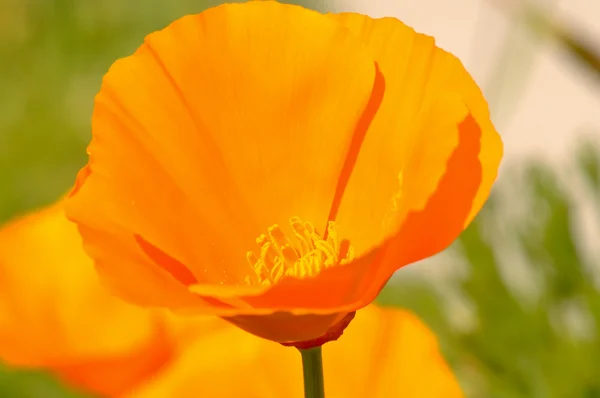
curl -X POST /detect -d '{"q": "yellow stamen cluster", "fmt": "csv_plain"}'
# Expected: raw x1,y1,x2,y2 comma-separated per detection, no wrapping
245,217,354,285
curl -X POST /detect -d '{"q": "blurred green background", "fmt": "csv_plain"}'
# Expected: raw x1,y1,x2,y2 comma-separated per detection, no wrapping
1,0,600,397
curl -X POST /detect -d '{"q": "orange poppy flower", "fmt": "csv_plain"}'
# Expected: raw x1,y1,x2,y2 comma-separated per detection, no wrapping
126,305,464,398
0,202,226,397
66,1,502,345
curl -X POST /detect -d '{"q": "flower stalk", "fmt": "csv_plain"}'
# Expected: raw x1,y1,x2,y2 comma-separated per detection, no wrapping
299,347,325,398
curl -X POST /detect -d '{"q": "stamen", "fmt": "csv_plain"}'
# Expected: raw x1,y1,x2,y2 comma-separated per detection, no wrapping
246,218,354,285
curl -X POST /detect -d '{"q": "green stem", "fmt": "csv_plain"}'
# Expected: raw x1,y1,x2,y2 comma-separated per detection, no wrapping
299,347,325,398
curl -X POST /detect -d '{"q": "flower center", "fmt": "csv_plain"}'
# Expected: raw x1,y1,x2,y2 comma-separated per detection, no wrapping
245,217,354,285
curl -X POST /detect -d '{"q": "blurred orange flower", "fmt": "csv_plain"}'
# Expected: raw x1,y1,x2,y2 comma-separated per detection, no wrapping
66,2,503,345
127,306,464,398
0,202,227,397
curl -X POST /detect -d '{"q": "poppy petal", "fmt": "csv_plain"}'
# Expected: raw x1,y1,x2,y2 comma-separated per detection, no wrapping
324,306,463,397
75,223,208,310
223,312,349,343
328,13,503,255
68,172,208,309
0,203,172,396
66,2,380,289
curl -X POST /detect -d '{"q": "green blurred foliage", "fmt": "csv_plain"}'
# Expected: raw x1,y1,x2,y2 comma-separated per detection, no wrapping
1,0,600,397
0,365,84,398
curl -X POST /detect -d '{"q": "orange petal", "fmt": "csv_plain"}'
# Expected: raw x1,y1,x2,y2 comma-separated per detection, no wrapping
53,326,172,396
224,311,350,343
74,221,208,311
0,203,170,396
323,306,463,398
382,112,482,267
124,305,463,398
66,2,379,291
124,326,296,398
328,13,503,254
67,165,210,309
